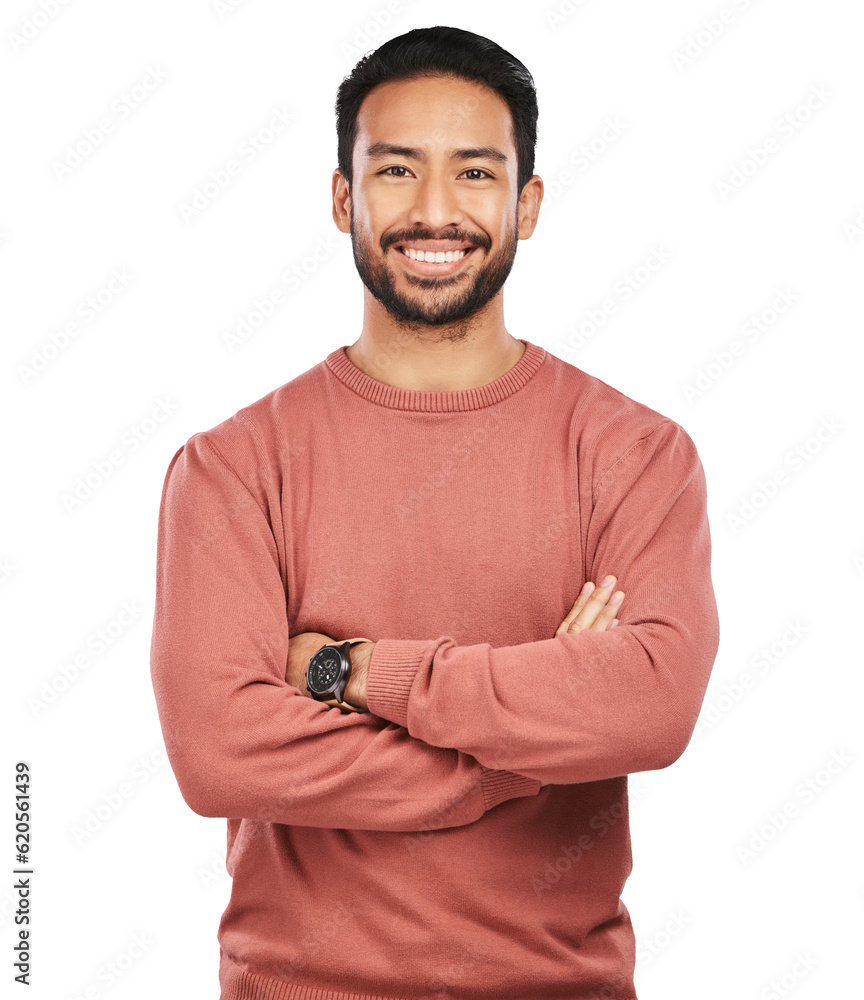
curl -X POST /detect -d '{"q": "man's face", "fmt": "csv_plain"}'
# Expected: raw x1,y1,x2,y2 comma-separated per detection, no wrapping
342,75,524,329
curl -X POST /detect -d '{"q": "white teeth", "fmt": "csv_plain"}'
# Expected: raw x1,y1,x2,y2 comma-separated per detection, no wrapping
400,247,468,262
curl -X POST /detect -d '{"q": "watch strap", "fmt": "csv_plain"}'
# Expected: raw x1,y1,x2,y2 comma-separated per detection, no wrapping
339,638,372,713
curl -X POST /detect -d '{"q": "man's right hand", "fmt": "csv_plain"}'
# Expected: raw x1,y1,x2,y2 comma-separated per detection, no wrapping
539,578,624,788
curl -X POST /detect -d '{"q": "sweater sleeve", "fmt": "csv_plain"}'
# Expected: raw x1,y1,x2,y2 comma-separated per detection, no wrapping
149,433,540,832
366,419,720,786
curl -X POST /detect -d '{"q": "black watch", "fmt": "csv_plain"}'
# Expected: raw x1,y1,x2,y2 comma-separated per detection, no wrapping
306,638,369,708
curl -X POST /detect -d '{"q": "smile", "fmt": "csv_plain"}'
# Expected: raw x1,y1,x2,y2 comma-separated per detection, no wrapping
393,244,477,275
400,247,469,262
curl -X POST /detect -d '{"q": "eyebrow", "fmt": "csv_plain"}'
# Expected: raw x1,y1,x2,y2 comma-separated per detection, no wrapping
364,142,508,165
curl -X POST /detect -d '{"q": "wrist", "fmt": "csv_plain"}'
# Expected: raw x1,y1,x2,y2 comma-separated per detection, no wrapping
344,641,374,712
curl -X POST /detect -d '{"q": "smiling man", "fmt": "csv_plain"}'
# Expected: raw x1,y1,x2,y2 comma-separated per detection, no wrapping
344,80,523,334
150,25,719,1000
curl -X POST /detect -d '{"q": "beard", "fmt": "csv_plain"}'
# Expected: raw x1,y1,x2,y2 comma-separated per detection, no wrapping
349,212,519,330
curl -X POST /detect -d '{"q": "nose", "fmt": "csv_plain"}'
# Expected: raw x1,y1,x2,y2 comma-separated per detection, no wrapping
407,169,465,233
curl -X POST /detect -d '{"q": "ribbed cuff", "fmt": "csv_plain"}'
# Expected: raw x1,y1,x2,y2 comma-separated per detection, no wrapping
365,638,437,727
480,767,542,810
220,955,407,999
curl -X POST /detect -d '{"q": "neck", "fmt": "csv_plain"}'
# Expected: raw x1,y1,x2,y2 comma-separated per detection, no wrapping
346,292,525,392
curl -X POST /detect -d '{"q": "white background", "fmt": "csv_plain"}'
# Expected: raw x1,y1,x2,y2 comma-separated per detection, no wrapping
2,0,863,997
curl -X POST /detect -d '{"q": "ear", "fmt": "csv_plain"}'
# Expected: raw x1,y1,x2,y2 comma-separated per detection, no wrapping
332,168,351,234
516,174,544,240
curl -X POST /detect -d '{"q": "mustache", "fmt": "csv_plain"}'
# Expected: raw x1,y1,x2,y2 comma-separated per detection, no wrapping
381,228,492,253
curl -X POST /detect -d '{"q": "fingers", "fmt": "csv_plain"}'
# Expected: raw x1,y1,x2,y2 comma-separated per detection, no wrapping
555,580,595,636
590,587,623,631
322,697,357,712
322,697,364,713
556,580,598,636
556,575,624,637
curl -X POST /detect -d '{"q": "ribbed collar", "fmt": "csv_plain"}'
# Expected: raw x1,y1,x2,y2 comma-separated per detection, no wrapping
324,339,546,412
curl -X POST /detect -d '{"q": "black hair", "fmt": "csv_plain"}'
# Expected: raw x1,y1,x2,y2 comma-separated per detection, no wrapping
335,25,538,194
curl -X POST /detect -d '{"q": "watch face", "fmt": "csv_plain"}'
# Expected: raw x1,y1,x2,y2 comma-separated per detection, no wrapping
308,647,341,693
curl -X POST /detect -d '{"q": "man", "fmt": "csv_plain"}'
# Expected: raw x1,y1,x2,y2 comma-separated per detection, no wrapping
150,25,719,1000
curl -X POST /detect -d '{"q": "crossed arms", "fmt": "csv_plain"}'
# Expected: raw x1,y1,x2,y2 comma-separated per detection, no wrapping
284,578,626,789
149,417,719,832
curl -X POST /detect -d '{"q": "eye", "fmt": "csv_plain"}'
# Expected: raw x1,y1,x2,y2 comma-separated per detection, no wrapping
460,168,492,180
380,166,413,177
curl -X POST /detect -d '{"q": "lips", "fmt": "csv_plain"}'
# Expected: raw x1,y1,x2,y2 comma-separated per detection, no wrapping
392,237,477,266
395,240,476,253
393,244,477,274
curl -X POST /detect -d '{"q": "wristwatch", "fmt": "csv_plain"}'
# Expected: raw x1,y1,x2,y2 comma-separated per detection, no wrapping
306,637,371,711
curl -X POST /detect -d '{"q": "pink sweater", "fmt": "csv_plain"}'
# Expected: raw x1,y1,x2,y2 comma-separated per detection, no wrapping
150,339,719,999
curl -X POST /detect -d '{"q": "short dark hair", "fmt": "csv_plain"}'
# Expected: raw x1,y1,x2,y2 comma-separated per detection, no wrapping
335,25,538,195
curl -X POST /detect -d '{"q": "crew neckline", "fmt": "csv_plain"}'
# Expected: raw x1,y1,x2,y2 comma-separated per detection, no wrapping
324,339,547,412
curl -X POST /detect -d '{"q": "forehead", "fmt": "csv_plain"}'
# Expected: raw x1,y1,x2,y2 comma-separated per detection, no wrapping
354,75,515,156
